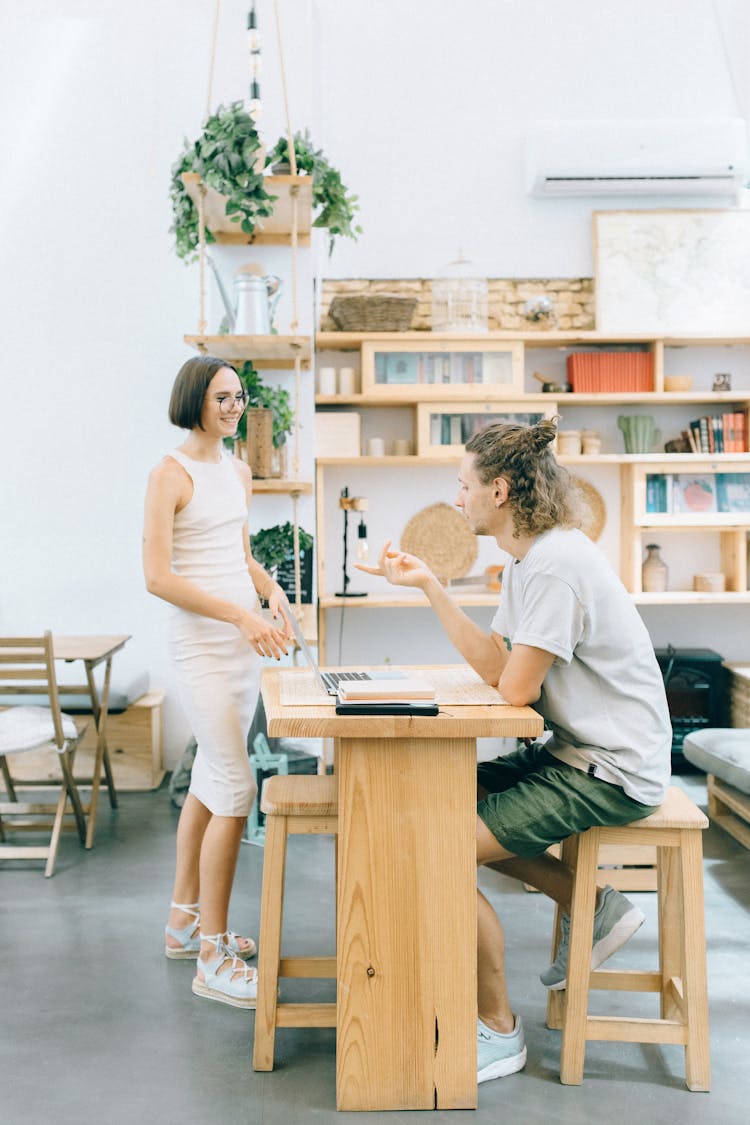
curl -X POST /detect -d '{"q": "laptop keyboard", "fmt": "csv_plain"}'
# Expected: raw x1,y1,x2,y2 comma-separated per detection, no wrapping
320,670,372,694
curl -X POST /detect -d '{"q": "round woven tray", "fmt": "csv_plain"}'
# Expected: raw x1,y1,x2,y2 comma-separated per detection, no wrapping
400,503,478,580
571,476,606,541
328,294,417,332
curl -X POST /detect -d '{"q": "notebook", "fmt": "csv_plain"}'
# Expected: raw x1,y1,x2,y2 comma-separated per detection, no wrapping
283,597,410,697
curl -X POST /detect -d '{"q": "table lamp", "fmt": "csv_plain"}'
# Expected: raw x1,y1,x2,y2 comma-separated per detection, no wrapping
335,487,368,597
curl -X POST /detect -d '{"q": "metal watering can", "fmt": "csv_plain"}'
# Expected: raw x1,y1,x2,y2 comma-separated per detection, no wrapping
208,258,283,335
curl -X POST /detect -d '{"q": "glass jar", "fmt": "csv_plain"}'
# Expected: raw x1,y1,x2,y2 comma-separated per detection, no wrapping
642,543,668,593
270,443,288,479
432,251,488,333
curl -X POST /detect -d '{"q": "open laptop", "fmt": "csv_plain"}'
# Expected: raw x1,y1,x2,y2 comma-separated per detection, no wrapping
282,598,406,696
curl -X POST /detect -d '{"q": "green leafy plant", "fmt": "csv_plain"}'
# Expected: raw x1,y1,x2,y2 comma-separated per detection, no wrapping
251,522,313,572
170,102,275,262
235,362,294,448
268,130,362,255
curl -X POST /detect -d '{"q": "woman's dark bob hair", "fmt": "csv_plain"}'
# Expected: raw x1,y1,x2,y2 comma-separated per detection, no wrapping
169,355,238,431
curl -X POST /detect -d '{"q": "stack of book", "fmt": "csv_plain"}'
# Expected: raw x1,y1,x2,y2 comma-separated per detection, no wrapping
566,351,653,392
646,472,750,514
684,413,747,453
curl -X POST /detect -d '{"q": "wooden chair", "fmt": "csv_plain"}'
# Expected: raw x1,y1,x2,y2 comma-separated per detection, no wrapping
0,633,87,876
253,773,338,1071
546,786,710,1091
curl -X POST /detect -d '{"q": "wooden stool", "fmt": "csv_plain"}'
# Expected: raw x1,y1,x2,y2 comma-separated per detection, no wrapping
253,773,338,1071
546,786,710,1091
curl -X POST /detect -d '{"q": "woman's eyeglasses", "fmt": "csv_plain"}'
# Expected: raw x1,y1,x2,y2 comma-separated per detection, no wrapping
216,391,250,414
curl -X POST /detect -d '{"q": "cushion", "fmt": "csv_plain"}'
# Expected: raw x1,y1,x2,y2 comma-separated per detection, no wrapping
0,706,78,754
682,728,750,796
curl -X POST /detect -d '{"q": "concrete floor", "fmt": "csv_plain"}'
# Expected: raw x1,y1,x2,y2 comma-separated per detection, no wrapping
2,772,747,1125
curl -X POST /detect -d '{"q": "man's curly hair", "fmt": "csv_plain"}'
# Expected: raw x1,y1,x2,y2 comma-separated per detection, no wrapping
465,419,585,538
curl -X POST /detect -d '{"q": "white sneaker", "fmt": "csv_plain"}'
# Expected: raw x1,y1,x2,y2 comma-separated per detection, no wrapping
477,1014,527,1084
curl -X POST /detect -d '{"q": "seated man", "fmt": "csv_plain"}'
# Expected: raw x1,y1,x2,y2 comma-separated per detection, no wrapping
357,419,671,1084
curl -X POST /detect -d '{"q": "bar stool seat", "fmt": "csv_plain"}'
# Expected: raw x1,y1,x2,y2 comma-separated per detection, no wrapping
253,773,338,1071
546,785,710,1091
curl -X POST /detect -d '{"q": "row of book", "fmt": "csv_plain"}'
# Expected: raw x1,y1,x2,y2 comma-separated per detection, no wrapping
684,413,747,453
646,473,750,515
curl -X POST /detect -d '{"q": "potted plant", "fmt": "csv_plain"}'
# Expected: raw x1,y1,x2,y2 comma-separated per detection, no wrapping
170,102,274,262
170,109,361,261
267,130,362,255
251,522,314,602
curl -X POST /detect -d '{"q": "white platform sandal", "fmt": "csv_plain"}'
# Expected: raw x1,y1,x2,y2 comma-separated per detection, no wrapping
165,901,256,960
191,932,258,1009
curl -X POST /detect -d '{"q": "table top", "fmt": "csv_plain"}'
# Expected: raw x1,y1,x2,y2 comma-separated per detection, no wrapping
261,666,544,740
53,635,131,663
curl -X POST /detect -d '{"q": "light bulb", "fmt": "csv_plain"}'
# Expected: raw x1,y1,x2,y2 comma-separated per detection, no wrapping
356,519,369,562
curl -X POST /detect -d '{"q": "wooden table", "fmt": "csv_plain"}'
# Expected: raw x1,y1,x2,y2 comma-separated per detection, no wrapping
260,667,543,1111
53,635,130,848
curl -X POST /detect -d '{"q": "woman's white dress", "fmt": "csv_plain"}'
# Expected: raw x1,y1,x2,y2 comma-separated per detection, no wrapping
167,449,260,816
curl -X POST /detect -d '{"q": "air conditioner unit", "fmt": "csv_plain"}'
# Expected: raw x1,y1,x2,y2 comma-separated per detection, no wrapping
526,118,749,198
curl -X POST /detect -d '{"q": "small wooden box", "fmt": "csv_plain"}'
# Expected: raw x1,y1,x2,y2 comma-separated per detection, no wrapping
74,689,165,791
416,400,556,456
314,411,361,457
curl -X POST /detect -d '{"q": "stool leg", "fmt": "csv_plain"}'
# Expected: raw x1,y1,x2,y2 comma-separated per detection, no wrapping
559,828,599,1086
546,834,578,1031
679,829,711,1092
657,843,682,1021
253,812,288,1071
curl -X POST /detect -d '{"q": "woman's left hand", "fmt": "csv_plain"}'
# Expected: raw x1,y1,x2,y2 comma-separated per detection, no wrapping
268,583,295,638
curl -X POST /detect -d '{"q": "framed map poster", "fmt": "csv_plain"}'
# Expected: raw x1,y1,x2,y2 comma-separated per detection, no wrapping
594,209,750,334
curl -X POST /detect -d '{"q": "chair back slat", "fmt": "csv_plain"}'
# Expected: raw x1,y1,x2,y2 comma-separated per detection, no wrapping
0,633,65,747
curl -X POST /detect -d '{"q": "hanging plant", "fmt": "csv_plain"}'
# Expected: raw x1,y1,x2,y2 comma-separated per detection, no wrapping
169,102,276,262
268,130,362,255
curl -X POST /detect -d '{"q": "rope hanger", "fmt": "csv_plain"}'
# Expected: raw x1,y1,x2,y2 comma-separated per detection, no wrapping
200,0,305,611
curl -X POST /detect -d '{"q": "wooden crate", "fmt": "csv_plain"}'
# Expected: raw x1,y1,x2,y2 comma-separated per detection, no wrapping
726,664,750,727
6,690,165,792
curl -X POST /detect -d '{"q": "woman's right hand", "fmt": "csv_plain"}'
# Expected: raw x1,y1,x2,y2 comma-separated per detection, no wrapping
237,611,290,659
355,539,436,590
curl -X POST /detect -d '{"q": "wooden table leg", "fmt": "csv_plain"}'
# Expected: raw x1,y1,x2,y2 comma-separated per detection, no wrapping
84,657,118,849
335,736,477,1111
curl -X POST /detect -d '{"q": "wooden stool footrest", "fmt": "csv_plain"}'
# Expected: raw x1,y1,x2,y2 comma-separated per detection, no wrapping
275,1003,337,1028
584,1015,687,1045
279,955,336,978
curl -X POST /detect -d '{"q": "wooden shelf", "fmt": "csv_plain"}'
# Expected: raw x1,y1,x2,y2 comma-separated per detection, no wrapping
253,479,313,495
317,330,750,348
316,453,750,469
633,592,750,605
182,172,313,245
635,514,750,528
316,391,750,407
319,592,499,609
185,334,311,367
320,590,750,609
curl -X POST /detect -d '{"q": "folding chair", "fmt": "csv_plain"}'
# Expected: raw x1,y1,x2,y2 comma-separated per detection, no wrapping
0,633,87,876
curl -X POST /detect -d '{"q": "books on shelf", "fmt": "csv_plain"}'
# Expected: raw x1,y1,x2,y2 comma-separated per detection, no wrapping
687,412,747,453
646,472,750,514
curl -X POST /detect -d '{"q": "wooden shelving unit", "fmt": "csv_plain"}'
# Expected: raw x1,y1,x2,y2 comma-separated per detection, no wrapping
313,330,750,648
181,172,313,245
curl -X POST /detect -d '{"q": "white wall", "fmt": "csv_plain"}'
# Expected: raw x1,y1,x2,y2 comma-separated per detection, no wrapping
1,0,748,763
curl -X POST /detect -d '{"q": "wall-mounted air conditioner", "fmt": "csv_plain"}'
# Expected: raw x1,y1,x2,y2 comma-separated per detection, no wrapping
526,118,748,198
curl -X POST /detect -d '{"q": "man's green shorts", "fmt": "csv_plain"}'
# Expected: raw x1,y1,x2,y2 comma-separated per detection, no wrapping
476,742,659,859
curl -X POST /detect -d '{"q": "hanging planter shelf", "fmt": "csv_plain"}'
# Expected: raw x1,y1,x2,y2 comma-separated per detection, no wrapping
184,333,311,367
181,172,313,245
252,479,314,495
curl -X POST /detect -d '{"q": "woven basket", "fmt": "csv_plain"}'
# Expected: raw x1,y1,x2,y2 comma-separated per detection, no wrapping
400,503,478,581
328,294,416,332
238,407,273,478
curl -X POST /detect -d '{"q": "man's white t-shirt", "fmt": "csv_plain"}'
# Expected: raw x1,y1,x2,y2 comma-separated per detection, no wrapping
491,528,671,806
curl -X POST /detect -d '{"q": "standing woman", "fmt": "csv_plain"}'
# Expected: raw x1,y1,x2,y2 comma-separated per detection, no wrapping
143,355,291,1008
